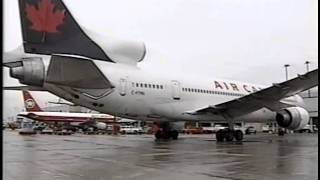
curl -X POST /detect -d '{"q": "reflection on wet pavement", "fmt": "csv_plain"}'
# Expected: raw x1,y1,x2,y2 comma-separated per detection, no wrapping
3,131,318,180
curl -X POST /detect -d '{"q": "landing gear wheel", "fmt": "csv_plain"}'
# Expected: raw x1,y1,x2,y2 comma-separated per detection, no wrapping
155,130,174,140
216,129,244,142
216,129,225,142
278,129,285,136
225,130,234,141
162,131,171,139
234,130,243,141
154,122,180,140
155,130,162,140
171,130,179,140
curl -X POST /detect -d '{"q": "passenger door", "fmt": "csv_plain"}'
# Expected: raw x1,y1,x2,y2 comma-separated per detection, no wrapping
119,78,127,96
171,80,181,100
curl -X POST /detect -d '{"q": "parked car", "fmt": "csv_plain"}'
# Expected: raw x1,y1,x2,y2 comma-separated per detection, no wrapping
262,125,273,133
55,129,73,135
202,127,215,134
182,127,203,134
212,125,228,133
83,127,96,135
40,127,54,135
120,126,143,134
245,126,257,135
33,125,47,131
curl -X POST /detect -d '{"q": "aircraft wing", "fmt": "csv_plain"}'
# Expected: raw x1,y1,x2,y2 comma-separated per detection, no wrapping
186,69,318,118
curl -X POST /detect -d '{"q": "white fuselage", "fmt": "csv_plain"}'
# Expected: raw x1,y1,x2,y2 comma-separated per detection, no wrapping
43,59,304,123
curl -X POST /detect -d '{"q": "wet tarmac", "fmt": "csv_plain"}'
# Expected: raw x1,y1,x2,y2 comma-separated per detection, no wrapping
3,131,318,180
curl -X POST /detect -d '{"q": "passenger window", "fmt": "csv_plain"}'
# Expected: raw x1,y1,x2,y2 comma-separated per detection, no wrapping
140,83,143,87
144,84,148,88
156,85,159,89
152,85,155,88
160,85,163,89
148,84,152,88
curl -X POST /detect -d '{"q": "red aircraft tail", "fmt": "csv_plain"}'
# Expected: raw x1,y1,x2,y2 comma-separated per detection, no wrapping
22,91,43,112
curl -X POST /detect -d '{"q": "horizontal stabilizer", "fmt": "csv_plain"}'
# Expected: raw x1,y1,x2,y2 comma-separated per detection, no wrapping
3,85,46,91
46,55,113,89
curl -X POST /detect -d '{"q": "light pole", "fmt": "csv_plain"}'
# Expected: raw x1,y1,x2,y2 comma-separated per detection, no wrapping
305,61,313,132
281,64,290,134
284,64,290,80
305,61,311,97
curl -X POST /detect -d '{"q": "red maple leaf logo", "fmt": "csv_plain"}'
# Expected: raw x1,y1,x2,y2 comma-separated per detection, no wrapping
25,0,65,33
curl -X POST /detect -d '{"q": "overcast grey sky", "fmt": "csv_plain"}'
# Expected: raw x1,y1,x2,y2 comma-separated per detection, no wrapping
3,0,318,120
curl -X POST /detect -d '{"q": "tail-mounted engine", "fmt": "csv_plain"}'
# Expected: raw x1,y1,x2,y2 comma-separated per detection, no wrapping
9,57,45,87
95,122,107,130
276,107,309,130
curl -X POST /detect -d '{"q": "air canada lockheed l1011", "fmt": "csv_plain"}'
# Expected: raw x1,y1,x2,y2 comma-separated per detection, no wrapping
4,0,318,141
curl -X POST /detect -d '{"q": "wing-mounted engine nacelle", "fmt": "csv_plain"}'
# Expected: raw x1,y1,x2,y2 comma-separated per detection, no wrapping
276,107,309,130
95,122,107,130
9,57,45,87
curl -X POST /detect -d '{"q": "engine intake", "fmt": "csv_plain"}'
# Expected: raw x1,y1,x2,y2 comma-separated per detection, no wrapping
95,122,107,130
276,107,309,130
9,57,45,87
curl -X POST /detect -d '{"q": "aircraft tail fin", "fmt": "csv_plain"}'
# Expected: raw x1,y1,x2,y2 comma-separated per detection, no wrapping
22,91,43,112
18,0,112,61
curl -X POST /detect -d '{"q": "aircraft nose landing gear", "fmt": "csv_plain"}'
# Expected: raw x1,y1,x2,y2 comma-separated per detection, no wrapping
216,129,243,142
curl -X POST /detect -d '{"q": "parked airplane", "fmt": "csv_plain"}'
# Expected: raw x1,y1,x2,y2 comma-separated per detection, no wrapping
18,90,115,130
4,0,318,141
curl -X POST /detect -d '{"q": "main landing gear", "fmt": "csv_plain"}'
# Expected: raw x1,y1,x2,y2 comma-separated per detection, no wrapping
154,122,179,140
216,128,243,142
